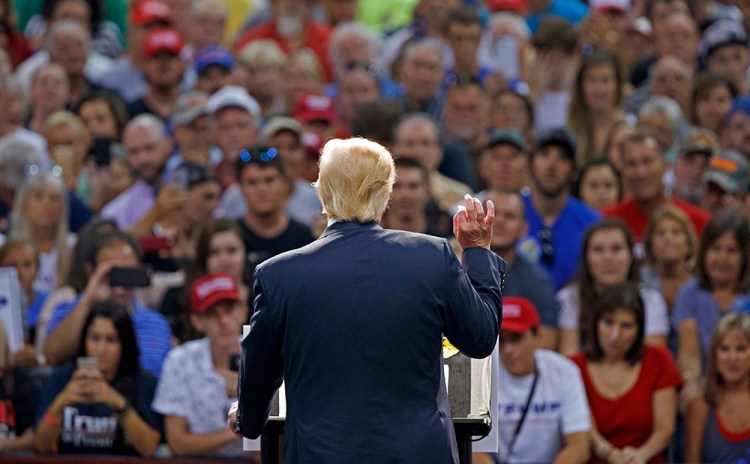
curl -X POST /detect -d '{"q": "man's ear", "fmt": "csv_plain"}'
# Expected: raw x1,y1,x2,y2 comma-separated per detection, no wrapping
190,312,205,333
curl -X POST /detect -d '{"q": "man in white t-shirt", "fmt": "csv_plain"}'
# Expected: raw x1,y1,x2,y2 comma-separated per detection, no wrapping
492,297,591,464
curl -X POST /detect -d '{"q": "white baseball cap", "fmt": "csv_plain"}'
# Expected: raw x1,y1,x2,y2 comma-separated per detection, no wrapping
206,85,261,120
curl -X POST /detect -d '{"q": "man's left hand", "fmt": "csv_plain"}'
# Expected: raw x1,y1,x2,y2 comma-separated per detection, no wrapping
227,401,242,438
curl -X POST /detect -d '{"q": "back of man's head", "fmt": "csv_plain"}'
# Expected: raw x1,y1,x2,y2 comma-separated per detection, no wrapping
316,138,395,223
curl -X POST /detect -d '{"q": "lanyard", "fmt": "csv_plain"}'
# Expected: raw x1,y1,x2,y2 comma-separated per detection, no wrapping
501,367,539,464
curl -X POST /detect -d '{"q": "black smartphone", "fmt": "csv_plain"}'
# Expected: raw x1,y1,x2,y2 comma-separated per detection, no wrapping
108,266,152,288
229,354,241,372
91,137,112,167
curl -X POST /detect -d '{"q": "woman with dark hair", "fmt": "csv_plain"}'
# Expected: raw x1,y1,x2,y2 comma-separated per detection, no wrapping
574,158,622,211
73,91,133,213
685,312,750,462
159,218,248,343
568,49,627,166
42,229,172,376
558,219,669,356
690,72,738,134
674,209,750,407
571,282,681,463
34,300,161,456
74,90,128,142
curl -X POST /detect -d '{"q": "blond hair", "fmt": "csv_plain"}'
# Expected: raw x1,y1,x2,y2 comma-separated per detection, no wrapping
315,138,395,222
705,312,750,405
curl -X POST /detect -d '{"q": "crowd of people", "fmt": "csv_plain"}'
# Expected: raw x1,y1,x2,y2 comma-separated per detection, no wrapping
0,0,747,462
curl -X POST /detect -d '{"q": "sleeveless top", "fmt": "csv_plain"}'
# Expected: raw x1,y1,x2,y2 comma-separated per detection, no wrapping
703,406,750,463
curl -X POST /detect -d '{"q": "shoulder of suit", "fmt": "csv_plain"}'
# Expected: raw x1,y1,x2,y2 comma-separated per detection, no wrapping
380,228,448,247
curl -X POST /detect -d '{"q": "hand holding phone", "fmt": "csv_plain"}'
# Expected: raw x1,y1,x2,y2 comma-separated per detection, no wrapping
108,265,152,288
77,356,100,374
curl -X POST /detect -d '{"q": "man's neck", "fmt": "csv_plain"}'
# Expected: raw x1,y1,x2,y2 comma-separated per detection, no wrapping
492,246,516,267
145,174,164,190
634,192,668,217
453,62,478,78
67,74,88,104
145,86,180,119
530,189,568,225
508,354,537,377
210,337,238,370
0,122,15,138
384,213,427,234
406,94,432,112
464,132,489,157
242,210,289,239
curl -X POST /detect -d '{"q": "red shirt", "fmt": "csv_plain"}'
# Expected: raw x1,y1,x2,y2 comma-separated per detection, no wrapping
570,346,682,464
232,20,333,82
602,197,710,245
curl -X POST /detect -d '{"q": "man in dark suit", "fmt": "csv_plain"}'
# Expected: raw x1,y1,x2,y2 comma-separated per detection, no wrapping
228,137,505,463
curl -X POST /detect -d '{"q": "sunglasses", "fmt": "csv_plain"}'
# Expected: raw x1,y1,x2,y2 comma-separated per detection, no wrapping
238,147,279,163
537,227,554,264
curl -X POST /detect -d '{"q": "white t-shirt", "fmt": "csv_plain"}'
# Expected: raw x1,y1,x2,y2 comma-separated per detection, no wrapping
557,284,669,335
534,90,572,135
152,337,244,457
496,349,590,463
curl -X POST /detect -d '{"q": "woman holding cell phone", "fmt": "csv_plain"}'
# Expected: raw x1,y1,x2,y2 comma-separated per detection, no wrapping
34,300,161,456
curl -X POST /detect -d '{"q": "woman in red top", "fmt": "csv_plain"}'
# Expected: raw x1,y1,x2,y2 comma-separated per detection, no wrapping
571,282,682,463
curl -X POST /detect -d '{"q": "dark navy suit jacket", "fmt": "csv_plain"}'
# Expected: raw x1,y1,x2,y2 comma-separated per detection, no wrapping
236,221,505,463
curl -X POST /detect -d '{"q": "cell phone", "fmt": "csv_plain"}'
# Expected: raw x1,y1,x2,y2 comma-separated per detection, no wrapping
229,354,241,372
108,265,152,288
77,356,100,372
91,137,112,167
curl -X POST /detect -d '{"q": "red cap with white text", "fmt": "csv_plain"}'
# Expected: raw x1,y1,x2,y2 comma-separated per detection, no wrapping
501,297,540,334
191,273,241,314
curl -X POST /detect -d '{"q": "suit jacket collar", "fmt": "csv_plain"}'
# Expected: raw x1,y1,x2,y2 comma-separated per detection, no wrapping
320,220,380,239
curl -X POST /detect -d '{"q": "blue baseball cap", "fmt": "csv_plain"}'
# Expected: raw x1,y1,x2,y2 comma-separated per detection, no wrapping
195,45,234,75
726,96,750,122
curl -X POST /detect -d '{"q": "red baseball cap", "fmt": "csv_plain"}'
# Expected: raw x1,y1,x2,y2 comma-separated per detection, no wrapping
130,0,172,27
191,273,241,314
501,297,540,334
143,28,184,58
487,0,526,14
293,94,336,124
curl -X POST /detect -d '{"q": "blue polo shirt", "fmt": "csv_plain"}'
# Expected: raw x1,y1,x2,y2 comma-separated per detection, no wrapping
46,297,172,377
519,193,601,291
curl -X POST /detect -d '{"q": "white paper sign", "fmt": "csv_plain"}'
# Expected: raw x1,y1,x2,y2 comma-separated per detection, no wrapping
0,268,24,353
470,344,500,452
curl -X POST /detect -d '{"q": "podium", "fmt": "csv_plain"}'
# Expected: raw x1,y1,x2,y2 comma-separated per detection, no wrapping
251,347,499,464
258,416,491,464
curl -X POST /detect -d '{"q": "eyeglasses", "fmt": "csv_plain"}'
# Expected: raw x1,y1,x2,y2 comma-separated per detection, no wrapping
238,147,279,163
24,164,63,178
537,227,554,264
344,60,381,78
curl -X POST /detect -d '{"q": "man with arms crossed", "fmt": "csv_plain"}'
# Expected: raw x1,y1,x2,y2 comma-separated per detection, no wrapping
228,137,504,463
